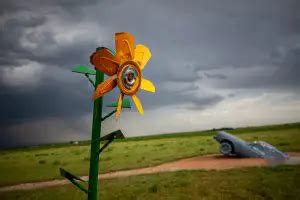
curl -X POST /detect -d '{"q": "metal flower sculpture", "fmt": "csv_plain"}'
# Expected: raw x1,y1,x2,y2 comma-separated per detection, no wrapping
90,32,156,119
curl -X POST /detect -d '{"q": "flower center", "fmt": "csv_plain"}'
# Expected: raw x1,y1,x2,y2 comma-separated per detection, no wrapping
117,60,141,95
122,65,138,89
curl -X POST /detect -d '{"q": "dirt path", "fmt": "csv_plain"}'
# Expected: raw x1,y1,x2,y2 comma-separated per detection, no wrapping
1,153,300,192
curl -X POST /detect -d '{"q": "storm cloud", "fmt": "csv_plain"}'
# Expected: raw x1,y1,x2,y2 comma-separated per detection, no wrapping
0,0,300,148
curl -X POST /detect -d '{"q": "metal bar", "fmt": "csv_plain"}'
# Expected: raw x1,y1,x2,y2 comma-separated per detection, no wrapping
88,70,104,200
91,130,124,146
98,138,114,155
60,168,88,194
60,168,86,182
69,179,89,194
85,73,96,88
101,110,116,121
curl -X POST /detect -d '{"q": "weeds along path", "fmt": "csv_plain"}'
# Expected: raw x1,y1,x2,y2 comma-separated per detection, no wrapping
1,153,300,192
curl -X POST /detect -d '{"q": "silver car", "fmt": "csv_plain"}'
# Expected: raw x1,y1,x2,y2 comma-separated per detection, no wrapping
214,131,288,160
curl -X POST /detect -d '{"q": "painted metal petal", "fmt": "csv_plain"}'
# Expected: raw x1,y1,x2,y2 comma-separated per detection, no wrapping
115,32,135,62
132,94,144,115
90,48,119,76
134,44,151,70
115,93,124,120
140,78,155,93
93,75,117,100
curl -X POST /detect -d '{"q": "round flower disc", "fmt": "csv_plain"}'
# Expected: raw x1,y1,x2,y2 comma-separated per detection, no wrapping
117,61,141,95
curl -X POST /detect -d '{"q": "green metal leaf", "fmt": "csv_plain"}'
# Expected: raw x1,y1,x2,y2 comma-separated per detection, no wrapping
72,65,96,75
107,98,131,108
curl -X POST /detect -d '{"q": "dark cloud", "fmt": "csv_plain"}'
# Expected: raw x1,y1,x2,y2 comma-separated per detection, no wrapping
0,0,299,148
0,0,99,15
0,81,92,126
200,44,300,91
272,46,300,89
204,72,227,80
184,94,224,110
0,16,47,66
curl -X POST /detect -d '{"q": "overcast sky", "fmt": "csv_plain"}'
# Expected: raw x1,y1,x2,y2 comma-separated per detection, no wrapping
0,0,299,148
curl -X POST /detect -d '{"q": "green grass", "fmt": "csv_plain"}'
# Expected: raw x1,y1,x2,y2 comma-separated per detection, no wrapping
0,123,299,186
1,165,299,200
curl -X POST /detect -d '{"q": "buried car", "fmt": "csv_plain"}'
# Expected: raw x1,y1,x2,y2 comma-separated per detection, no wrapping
214,131,288,160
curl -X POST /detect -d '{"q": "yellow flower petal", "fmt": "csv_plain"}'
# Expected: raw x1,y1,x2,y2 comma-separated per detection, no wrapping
140,78,155,93
132,94,144,115
115,93,124,120
134,44,151,70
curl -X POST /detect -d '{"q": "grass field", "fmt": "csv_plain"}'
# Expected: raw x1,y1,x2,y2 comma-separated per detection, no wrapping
0,123,299,186
0,165,299,200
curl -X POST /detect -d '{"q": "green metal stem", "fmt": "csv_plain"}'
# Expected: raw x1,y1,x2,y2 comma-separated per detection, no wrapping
88,70,104,200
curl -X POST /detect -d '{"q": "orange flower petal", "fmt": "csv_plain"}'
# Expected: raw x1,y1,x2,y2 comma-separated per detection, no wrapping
90,48,119,76
115,32,135,62
93,75,117,100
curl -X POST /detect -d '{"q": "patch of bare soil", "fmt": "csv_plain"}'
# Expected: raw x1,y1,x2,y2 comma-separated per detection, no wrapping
1,153,299,192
